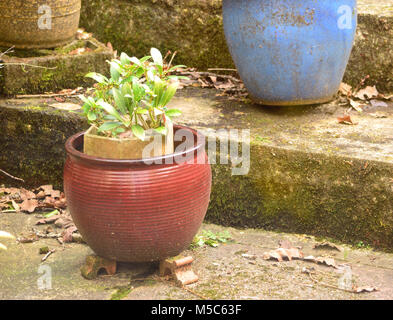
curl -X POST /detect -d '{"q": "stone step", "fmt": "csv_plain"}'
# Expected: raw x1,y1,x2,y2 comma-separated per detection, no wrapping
80,0,393,93
0,38,113,95
1,87,392,249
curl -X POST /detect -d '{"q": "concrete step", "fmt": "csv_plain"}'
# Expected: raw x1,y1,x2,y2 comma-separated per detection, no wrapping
1,87,392,249
80,0,393,92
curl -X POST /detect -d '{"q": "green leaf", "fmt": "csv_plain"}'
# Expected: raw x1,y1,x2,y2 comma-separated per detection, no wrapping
120,52,131,65
159,82,178,107
96,100,123,122
153,77,165,107
130,57,142,66
150,48,163,66
103,114,117,120
167,65,187,72
110,62,121,81
112,87,128,114
87,111,97,121
167,75,190,81
140,55,151,63
121,82,134,114
116,127,126,134
131,125,145,140
136,108,148,114
85,72,108,84
98,121,123,132
154,126,167,135
79,95,92,106
43,210,59,218
165,108,182,117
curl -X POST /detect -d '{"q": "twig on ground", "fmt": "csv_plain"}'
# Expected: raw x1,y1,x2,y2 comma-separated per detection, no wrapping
0,169,24,182
2,63,57,70
0,46,14,59
208,68,238,72
15,93,80,99
41,249,56,262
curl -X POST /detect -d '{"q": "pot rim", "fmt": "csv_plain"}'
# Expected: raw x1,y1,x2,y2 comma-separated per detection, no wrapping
65,124,205,166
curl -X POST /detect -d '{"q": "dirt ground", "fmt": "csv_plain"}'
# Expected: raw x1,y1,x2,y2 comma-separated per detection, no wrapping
1,211,393,300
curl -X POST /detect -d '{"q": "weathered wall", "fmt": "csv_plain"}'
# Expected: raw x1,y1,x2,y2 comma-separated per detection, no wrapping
2,89,393,250
80,0,234,73
80,0,393,92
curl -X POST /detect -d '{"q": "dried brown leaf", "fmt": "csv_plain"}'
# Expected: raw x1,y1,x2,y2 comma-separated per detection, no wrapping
337,115,356,125
354,86,379,100
313,242,343,252
62,226,77,243
263,247,304,262
20,199,39,213
353,286,378,293
339,82,352,96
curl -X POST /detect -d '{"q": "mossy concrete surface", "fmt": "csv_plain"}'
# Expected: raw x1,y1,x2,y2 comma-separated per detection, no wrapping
80,0,393,92
0,38,113,95
0,98,88,188
1,212,393,300
1,87,393,249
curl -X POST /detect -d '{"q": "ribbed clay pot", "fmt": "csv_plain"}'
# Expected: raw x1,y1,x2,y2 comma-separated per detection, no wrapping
64,126,212,262
0,0,81,49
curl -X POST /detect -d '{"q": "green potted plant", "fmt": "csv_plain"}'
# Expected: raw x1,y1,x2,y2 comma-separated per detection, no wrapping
79,48,185,159
64,48,212,263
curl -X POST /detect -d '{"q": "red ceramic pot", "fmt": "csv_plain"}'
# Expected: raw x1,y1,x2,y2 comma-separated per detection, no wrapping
64,125,211,262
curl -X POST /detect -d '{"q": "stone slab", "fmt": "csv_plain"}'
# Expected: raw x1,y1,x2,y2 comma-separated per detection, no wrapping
0,38,113,95
1,212,393,300
0,87,392,248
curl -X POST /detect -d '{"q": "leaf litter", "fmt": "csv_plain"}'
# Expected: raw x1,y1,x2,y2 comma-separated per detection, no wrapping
337,77,391,122
262,240,378,294
0,185,80,244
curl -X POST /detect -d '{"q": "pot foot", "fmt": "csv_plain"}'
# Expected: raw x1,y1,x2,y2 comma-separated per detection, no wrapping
81,254,117,280
159,256,198,286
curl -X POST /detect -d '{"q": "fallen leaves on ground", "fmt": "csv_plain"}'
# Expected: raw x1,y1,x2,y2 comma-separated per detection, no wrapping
263,240,338,268
1,185,66,213
177,68,248,101
76,28,92,40
263,241,304,262
313,242,343,252
337,115,356,125
353,286,378,293
339,81,392,115
304,256,338,268
69,47,92,55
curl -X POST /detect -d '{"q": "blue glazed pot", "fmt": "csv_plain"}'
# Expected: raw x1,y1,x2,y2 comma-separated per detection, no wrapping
223,0,357,105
